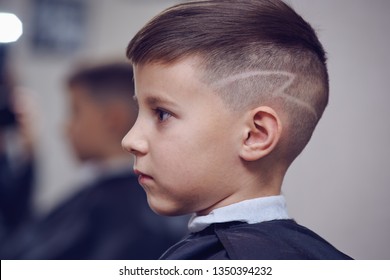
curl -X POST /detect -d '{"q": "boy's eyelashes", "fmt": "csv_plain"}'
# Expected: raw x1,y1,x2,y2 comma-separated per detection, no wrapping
153,107,172,122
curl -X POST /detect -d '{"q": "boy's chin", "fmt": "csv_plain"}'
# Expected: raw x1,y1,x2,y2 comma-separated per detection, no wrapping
147,198,190,217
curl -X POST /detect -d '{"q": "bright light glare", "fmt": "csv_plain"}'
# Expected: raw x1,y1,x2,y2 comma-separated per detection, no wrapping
0,12,23,43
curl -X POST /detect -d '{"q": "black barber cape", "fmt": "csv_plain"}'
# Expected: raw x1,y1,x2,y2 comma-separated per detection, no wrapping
160,219,352,260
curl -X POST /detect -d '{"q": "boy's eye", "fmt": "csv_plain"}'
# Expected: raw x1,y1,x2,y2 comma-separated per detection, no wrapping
155,108,172,122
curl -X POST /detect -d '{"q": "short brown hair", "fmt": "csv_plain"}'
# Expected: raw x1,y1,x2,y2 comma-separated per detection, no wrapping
127,0,328,163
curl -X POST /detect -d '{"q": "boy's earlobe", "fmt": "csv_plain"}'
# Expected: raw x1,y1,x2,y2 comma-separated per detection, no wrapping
239,106,282,161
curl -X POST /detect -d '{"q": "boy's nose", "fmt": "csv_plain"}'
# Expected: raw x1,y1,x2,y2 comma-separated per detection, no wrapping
121,121,148,156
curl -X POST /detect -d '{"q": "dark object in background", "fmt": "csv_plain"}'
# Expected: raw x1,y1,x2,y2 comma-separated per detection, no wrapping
0,45,16,129
0,101,17,128
0,171,184,260
0,44,35,239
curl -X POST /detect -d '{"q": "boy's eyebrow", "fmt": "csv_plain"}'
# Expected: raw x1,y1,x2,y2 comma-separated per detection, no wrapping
133,94,177,108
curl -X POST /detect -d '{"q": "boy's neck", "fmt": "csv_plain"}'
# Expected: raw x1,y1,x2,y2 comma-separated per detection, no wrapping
196,159,286,216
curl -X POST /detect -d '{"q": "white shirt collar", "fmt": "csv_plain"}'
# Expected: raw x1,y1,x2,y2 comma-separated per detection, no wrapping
188,195,289,233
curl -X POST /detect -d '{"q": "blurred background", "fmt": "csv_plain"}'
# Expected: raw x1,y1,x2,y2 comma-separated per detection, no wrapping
0,0,389,259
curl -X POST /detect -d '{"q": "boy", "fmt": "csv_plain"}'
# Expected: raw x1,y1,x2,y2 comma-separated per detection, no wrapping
0,62,187,259
122,0,352,259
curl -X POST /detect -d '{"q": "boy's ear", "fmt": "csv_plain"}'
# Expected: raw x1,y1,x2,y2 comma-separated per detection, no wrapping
239,106,282,162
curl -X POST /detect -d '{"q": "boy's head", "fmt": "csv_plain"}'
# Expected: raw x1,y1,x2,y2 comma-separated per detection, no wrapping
122,0,328,216
66,62,137,162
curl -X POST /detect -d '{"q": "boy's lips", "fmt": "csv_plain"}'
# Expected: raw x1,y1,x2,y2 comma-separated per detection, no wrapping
134,169,153,183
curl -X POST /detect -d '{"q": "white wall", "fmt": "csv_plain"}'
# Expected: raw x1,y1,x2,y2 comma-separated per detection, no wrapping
283,0,390,260
2,0,389,259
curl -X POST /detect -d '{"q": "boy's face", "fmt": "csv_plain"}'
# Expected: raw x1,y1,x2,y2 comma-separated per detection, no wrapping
122,58,244,216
